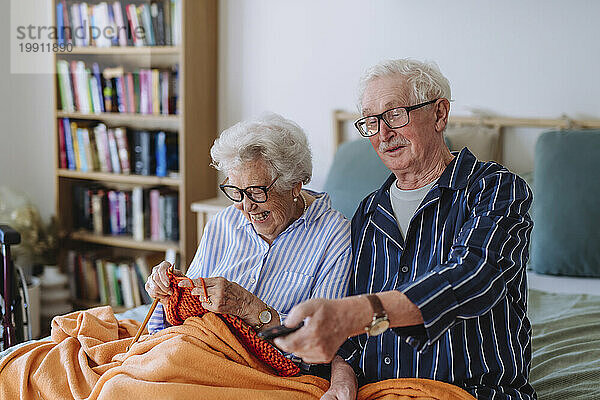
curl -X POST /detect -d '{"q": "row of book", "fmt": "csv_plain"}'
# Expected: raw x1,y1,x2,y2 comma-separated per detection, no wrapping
66,251,154,308
56,1,181,47
57,60,179,115
59,119,179,177
73,184,179,242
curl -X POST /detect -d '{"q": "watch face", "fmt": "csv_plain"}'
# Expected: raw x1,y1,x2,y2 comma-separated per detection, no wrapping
259,309,272,324
369,318,390,336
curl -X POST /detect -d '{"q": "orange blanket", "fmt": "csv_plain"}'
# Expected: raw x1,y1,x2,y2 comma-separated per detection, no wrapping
0,307,475,400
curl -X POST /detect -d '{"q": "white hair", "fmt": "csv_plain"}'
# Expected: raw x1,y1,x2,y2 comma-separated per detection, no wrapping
210,112,312,191
357,58,451,111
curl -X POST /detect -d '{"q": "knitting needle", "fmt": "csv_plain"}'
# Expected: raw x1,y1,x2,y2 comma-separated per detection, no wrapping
127,298,160,351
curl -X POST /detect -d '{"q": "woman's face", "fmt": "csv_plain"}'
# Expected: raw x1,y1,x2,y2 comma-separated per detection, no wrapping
229,158,300,244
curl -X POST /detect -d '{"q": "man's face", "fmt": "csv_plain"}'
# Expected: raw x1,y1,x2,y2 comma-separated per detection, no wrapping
361,75,440,177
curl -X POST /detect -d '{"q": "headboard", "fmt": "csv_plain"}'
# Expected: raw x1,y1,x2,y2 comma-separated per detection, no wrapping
332,110,600,168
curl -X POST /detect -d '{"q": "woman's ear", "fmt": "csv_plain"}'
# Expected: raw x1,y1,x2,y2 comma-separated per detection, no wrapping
292,182,303,198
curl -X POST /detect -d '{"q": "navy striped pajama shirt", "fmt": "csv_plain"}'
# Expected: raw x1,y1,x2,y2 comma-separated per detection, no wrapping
148,191,352,333
339,148,536,400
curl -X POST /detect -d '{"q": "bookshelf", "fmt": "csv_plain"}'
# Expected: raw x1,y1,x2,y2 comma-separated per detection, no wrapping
52,0,218,311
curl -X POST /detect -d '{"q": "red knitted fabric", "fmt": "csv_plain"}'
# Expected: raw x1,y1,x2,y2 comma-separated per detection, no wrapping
163,270,300,377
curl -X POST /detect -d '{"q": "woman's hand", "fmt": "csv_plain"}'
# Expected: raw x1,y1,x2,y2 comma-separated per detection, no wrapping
178,277,253,317
144,261,183,305
178,277,278,329
320,355,358,400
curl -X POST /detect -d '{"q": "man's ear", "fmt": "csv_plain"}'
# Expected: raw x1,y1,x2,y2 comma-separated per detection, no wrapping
434,98,450,133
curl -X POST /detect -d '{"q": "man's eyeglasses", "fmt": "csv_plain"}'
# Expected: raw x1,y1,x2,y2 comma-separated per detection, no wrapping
219,177,278,203
354,99,439,137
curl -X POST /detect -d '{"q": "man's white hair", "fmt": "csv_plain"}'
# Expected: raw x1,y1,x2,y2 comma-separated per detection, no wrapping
357,59,451,111
210,112,312,191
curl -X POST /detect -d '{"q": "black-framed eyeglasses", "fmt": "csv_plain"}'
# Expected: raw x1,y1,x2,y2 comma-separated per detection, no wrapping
219,176,278,203
354,99,439,137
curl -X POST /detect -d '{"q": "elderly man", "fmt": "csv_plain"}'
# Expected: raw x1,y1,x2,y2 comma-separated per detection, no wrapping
276,59,536,400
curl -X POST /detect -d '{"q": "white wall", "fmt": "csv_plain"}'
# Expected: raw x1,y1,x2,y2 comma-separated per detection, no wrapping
1,0,599,219
219,0,600,188
0,0,54,220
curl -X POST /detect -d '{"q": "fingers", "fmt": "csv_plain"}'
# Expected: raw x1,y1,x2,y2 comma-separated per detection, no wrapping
283,299,318,327
146,261,172,299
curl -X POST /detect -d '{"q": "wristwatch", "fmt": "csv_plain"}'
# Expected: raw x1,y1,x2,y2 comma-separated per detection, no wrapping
255,305,273,330
364,294,390,336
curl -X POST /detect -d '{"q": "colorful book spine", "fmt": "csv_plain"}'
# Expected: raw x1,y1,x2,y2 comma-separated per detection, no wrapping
58,119,67,169
63,119,76,170
114,127,130,174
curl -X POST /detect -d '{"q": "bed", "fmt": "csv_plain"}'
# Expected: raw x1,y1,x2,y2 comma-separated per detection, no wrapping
2,111,600,399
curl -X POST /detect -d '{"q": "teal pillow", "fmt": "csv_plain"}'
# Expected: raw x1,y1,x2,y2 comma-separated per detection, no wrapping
323,139,391,218
530,130,600,277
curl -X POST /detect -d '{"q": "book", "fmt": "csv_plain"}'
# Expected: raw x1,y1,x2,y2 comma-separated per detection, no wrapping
71,121,81,170
139,4,155,46
92,63,105,113
104,261,121,307
56,2,65,46
56,60,75,112
70,4,84,47
107,129,121,174
118,191,127,234
93,123,111,172
132,130,153,175
113,127,130,174
164,193,179,241
125,73,136,114
155,131,167,177
79,3,91,46
166,130,179,175
152,69,160,115
151,2,165,46
126,4,144,47
150,189,160,240
132,186,144,241
58,119,67,169
77,128,90,172
112,1,129,47
129,265,142,306
107,190,119,234
95,259,109,304
118,263,135,308
91,191,105,235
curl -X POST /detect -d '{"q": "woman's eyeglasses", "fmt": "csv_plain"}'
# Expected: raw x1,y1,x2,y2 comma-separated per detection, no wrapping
219,177,278,203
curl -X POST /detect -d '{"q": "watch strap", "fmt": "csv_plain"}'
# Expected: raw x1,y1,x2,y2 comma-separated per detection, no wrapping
365,294,386,318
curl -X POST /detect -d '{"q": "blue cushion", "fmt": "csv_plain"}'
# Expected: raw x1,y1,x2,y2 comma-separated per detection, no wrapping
323,139,391,218
530,130,600,277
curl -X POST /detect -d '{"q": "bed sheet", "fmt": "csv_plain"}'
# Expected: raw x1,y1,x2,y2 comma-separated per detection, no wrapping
529,289,600,399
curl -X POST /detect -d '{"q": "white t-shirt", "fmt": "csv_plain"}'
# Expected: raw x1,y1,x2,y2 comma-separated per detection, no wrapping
389,180,436,237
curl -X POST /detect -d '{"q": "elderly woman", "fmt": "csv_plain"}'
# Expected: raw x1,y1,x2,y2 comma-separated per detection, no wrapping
145,113,351,342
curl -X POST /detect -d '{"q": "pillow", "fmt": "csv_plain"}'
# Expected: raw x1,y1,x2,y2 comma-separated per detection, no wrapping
444,125,500,161
530,130,600,277
323,139,391,218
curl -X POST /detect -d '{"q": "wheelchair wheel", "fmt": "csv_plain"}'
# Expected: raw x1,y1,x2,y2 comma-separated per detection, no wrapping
0,265,31,351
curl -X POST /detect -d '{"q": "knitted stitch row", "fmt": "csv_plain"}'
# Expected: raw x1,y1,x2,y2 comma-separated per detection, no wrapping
163,269,300,377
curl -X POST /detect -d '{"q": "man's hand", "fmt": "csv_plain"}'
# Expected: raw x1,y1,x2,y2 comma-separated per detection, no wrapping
274,297,369,363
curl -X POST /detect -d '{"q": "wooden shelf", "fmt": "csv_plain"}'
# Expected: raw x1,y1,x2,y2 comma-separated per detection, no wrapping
56,111,180,130
57,169,181,186
70,231,180,252
54,0,218,271
62,46,181,55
